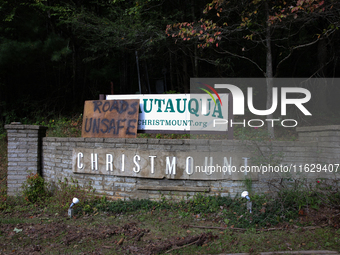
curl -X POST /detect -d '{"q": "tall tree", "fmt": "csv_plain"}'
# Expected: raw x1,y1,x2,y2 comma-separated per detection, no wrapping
0,0,74,119
166,0,340,137
30,0,192,94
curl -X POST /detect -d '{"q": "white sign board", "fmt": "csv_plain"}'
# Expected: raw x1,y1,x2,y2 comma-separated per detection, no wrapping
106,94,228,132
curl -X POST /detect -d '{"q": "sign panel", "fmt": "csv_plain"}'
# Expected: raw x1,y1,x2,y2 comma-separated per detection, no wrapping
106,94,228,132
81,99,139,138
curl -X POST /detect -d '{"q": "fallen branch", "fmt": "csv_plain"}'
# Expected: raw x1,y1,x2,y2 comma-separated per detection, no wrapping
186,225,248,231
293,224,328,230
186,224,328,232
188,225,283,231
165,240,197,254
331,212,340,218
165,233,214,253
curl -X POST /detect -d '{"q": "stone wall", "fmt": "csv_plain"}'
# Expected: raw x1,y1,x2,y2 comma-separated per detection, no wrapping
5,124,340,199
42,137,263,200
296,125,340,164
5,124,47,196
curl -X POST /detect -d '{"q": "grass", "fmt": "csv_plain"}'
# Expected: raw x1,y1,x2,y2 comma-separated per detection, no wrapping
0,196,339,254
0,182,339,254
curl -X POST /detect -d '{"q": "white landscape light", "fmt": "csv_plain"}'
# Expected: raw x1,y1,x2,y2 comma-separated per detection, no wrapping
241,191,252,213
68,197,79,218
69,197,79,208
241,191,250,201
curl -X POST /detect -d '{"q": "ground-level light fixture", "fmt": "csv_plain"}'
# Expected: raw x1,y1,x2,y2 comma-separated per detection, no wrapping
70,197,79,208
241,191,252,213
241,191,250,201
68,197,79,218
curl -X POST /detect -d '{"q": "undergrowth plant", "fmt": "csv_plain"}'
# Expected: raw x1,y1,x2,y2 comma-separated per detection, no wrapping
20,173,97,213
21,173,50,203
266,177,332,216
37,114,83,137
243,177,253,195
0,187,7,210
0,136,7,187
49,177,96,212
85,192,298,228
9,174,340,229
317,178,340,208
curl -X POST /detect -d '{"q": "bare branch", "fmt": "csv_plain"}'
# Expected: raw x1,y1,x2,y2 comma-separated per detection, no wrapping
214,48,266,76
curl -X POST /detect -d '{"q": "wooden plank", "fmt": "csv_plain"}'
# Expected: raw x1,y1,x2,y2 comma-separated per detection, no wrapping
136,185,210,192
81,99,139,138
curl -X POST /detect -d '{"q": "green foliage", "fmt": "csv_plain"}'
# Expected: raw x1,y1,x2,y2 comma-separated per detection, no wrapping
164,90,180,94
243,177,253,195
137,133,191,139
137,133,151,138
0,187,7,210
0,107,18,127
36,114,83,137
4,174,340,230
21,173,49,203
278,188,321,212
82,192,295,228
91,197,159,214
49,178,95,212
179,193,233,214
315,178,340,208
0,126,5,140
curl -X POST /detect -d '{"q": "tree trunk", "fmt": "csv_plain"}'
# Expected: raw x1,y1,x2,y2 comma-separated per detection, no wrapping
265,1,275,138
315,38,329,113
191,0,198,77
169,52,174,91
183,52,189,93
119,51,128,94
72,44,77,103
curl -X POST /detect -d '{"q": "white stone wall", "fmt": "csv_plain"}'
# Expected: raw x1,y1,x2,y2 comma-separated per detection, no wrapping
5,124,340,199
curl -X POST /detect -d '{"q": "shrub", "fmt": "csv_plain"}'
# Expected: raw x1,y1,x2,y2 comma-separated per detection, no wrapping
21,173,49,203
0,187,7,210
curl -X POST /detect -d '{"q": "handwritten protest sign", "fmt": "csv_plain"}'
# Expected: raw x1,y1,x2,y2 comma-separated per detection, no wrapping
81,99,139,138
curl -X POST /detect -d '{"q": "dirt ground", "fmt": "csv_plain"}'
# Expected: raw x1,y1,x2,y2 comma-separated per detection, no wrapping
0,213,218,255
0,205,339,255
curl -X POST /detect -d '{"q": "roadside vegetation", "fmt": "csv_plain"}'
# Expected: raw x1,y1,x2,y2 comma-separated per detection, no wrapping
0,116,340,254
0,172,339,254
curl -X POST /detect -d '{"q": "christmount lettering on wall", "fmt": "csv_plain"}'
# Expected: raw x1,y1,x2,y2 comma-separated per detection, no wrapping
72,148,258,181
81,99,139,138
